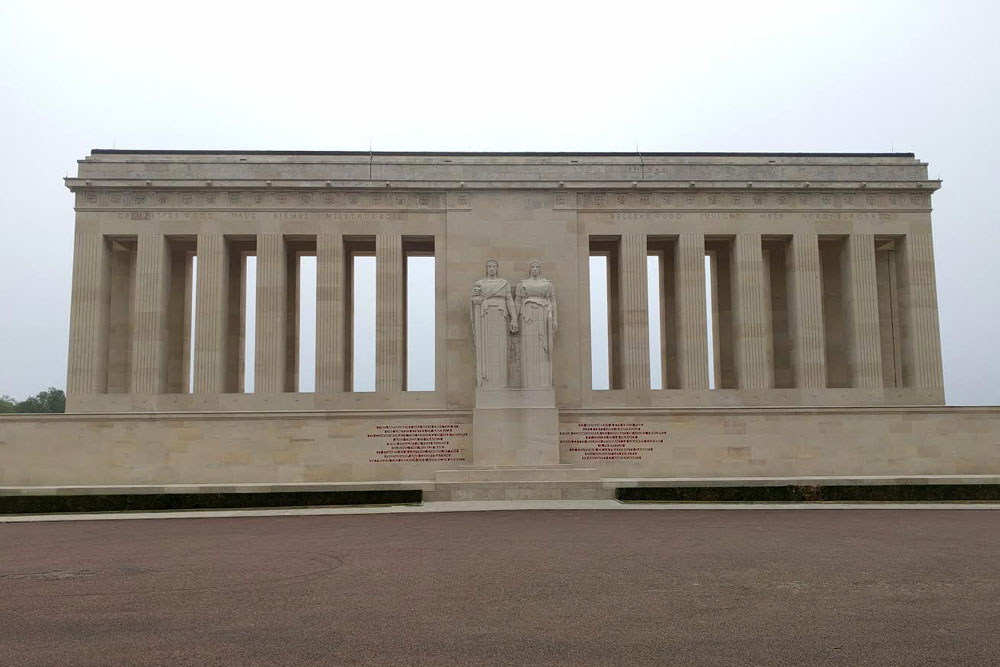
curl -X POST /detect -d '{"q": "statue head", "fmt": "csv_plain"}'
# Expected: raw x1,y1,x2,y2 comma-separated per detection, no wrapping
528,259,542,278
486,259,499,277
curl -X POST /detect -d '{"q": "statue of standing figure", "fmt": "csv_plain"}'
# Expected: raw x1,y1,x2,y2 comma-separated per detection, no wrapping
470,260,518,388
515,260,558,388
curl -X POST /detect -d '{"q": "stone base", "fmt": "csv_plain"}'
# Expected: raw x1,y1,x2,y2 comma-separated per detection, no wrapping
430,464,605,501
472,388,559,466
424,484,613,502
436,464,600,483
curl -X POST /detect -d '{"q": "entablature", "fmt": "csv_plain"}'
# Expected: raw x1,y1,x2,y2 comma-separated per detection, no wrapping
66,186,935,214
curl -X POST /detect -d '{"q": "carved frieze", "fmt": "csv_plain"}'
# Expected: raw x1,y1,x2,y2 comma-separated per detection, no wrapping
75,190,448,211
72,187,933,213
576,190,931,211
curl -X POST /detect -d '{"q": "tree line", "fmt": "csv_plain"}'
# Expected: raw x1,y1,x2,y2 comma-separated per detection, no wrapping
0,388,66,413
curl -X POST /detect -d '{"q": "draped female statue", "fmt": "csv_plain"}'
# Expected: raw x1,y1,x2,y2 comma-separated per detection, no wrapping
470,260,518,388
515,260,558,388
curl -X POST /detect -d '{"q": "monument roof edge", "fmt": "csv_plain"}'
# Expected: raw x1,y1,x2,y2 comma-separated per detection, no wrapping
88,149,918,159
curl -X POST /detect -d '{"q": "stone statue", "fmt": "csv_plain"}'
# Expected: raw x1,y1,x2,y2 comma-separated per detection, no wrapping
471,260,518,388
515,260,558,388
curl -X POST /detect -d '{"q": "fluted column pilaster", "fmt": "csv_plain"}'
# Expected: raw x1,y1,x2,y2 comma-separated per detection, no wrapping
675,233,710,389
376,233,404,392
66,232,110,397
844,233,883,388
130,234,170,395
732,233,773,388
193,233,228,393
619,233,650,390
789,233,827,388
900,233,944,390
316,233,345,393
255,233,287,393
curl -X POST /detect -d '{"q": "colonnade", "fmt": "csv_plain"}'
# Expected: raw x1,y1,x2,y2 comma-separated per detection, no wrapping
66,227,945,400
66,232,412,396
604,231,944,391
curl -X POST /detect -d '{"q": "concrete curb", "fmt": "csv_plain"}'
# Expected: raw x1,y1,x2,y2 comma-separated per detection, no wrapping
4,499,1000,523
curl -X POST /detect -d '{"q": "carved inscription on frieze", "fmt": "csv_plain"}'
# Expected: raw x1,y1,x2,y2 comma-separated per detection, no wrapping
611,212,683,221
78,188,929,213
576,190,922,211
79,190,446,211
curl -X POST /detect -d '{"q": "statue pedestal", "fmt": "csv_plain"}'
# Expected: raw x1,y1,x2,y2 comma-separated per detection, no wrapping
472,388,560,466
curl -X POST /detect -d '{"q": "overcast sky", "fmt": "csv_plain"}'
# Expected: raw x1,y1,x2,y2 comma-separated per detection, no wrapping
1,1,998,404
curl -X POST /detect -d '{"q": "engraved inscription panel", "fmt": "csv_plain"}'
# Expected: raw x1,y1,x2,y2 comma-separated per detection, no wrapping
367,423,468,463
561,423,666,461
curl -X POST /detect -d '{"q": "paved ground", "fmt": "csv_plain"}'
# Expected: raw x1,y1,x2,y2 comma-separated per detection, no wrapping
2,509,999,666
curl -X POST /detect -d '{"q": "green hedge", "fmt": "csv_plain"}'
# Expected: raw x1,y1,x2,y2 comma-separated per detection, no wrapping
0,489,422,515
616,485,1000,502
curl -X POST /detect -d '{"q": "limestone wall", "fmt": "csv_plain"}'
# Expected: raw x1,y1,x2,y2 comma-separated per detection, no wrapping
0,412,471,486
2,407,998,487
560,407,1000,478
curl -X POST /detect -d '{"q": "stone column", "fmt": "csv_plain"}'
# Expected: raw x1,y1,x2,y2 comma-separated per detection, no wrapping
105,244,135,394
165,248,192,394
224,248,247,393
66,232,110,396
788,233,827,388
899,232,945,389
316,233,345,393
255,233,287,393
284,248,300,392
675,233,710,389
619,233,650,390
376,233,404,392
193,233,228,394
130,234,170,395
732,233,773,389
843,233,883,388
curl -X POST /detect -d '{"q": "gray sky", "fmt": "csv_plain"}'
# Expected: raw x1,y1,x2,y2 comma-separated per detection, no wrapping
1,1,998,404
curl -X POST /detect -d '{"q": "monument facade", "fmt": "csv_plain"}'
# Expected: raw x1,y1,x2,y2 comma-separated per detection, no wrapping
2,150,998,500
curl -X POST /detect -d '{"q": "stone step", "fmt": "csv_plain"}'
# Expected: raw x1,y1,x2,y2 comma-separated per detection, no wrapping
458,464,575,470
426,479,614,502
435,467,600,483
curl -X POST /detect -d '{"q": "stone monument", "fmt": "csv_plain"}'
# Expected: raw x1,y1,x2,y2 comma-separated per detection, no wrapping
2,150,998,503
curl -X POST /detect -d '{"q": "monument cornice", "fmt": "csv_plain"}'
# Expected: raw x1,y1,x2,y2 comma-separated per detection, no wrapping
71,150,937,194
66,184,935,213
65,178,940,191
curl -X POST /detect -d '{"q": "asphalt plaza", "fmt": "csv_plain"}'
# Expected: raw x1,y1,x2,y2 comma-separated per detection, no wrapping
2,506,999,666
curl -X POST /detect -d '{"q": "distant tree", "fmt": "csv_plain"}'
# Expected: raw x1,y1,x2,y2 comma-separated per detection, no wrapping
0,388,66,414
29,387,66,413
